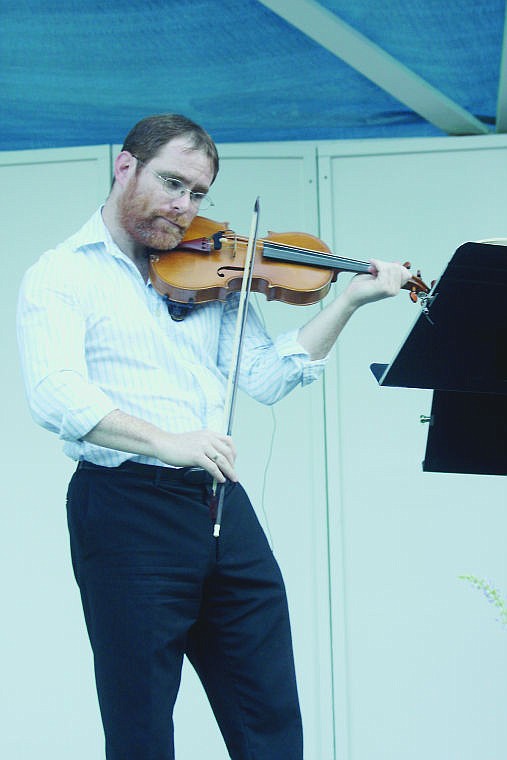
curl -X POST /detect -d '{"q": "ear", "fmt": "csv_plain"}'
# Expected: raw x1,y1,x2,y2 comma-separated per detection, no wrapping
113,151,137,187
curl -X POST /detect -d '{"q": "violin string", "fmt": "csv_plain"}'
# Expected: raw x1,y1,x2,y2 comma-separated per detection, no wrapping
263,242,371,270
221,231,370,271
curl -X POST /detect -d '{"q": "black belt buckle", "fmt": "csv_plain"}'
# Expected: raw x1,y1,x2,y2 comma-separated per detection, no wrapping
182,467,213,485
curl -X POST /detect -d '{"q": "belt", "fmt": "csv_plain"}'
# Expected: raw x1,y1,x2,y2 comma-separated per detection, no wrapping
76,459,213,485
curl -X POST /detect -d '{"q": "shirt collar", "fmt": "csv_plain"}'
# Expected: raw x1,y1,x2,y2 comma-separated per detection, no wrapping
71,207,131,264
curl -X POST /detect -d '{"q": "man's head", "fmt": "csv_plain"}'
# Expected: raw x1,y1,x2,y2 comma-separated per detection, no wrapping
121,113,219,183
108,114,219,254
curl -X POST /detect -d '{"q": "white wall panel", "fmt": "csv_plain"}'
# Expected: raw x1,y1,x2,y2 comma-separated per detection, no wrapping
318,135,507,760
0,146,111,759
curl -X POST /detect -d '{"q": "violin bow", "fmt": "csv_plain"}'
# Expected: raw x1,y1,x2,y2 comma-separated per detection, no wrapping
212,197,261,537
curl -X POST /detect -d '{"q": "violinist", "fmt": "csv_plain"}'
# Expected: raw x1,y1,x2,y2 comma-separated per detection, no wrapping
17,113,411,760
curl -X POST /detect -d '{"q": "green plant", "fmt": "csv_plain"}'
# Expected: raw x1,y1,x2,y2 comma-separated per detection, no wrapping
459,574,507,627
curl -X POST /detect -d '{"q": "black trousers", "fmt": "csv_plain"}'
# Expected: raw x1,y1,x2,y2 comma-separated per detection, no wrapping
66,461,303,760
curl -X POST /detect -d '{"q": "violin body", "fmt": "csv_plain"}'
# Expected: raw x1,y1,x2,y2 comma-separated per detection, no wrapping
149,216,429,306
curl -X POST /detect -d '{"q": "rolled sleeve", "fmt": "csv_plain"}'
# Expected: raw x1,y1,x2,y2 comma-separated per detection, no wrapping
273,329,327,386
30,371,118,441
219,296,327,405
17,255,116,442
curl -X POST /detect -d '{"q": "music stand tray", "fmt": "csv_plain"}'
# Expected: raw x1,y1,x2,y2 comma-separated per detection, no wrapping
371,242,507,475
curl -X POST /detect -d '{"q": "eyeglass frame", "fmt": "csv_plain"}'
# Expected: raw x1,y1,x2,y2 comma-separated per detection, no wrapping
132,155,214,211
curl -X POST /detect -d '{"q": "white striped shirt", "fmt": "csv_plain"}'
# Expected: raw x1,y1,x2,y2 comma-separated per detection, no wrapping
17,209,326,467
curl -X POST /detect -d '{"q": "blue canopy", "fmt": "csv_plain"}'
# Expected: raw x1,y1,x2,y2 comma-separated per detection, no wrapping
2,0,505,150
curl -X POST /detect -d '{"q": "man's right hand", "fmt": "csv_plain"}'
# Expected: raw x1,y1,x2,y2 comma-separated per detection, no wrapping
154,429,238,483
85,410,238,483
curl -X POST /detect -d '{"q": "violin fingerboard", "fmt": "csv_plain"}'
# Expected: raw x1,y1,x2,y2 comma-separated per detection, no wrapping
262,241,370,273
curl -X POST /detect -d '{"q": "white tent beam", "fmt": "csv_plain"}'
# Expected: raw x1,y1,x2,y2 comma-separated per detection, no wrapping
258,0,490,135
496,0,507,132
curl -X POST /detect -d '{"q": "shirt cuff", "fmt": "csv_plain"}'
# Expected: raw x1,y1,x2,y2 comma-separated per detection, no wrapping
274,329,327,385
60,395,119,442
31,371,119,443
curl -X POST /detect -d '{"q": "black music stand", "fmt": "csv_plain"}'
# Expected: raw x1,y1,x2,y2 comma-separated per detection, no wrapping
370,242,507,475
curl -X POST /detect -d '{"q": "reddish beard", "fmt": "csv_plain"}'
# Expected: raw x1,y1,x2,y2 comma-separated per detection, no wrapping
118,179,189,251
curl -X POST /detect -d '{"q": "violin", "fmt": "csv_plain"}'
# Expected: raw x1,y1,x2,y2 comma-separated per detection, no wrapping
149,216,429,308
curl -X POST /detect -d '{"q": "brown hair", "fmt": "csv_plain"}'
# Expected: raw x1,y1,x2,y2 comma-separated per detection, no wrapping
121,113,219,181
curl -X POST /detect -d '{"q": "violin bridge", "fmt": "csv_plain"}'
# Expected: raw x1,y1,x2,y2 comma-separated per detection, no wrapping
219,234,238,259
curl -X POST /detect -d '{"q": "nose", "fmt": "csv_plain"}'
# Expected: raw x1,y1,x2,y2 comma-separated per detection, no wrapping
168,190,193,213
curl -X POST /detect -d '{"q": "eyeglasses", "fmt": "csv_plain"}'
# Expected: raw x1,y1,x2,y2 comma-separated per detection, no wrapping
133,156,214,211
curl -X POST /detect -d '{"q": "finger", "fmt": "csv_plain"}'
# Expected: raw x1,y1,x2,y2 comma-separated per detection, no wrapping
371,259,411,288
205,451,238,483
205,434,237,465
194,450,225,482
214,434,237,461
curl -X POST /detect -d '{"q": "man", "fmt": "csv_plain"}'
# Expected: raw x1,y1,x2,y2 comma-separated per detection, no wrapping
17,113,411,759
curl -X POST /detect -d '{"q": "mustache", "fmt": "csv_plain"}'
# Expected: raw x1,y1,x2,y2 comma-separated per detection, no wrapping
154,212,187,231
